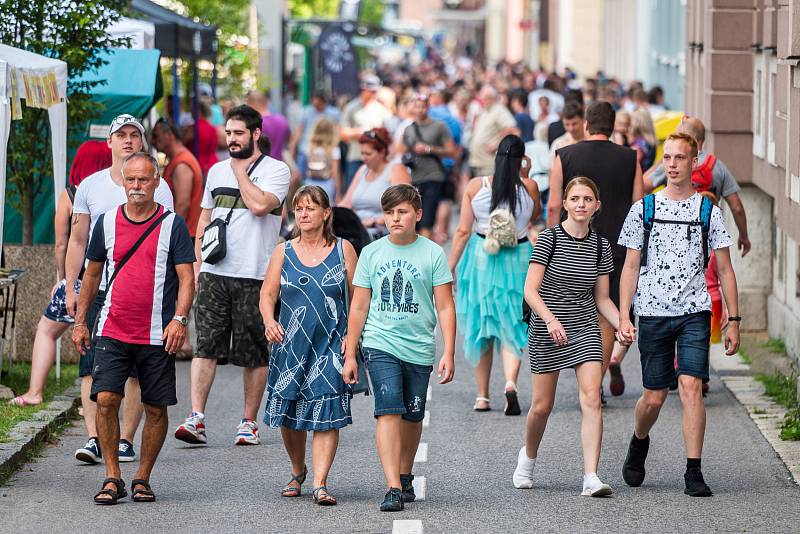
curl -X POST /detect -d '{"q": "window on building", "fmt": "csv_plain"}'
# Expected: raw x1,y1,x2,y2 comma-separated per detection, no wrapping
753,54,765,158
768,57,778,166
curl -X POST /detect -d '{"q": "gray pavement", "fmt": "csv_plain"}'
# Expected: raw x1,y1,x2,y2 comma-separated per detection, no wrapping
1,341,799,533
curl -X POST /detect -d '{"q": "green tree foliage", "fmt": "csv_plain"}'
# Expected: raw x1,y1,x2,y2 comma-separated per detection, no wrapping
288,0,339,19
163,0,253,98
288,0,383,24
0,0,128,244
358,0,385,26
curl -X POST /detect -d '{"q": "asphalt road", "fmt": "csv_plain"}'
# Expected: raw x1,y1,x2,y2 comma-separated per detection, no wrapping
1,340,799,533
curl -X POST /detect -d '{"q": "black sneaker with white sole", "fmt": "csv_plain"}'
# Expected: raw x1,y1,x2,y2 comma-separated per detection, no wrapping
118,439,136,462
75,437,102,464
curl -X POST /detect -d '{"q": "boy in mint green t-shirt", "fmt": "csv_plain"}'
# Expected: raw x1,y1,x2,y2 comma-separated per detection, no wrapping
343,184,455,512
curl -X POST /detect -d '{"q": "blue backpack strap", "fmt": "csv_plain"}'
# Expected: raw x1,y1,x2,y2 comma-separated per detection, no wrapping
699,196,713,269
640,194,655,267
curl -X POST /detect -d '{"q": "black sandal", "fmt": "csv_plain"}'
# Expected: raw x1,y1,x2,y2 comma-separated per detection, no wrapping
94,477,127,505
131,479,156,502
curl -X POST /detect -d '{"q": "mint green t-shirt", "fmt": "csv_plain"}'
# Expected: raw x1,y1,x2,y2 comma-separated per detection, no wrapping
353,236,453,366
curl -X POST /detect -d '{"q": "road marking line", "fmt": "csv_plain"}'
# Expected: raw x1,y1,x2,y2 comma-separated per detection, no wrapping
393,520,423,534
414,442,428,463
426,386,431,401
412,475,426,501
422,410,430,427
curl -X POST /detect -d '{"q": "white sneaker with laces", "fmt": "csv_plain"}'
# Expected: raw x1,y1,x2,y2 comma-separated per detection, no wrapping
513,446,536,489
581,473,613,497
234,419,260,446
174,413,207,444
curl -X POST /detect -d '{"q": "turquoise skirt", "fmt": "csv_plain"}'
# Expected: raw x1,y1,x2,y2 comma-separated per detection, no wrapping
455,234,532,365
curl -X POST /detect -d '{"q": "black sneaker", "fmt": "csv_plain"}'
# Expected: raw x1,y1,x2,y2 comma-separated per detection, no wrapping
380,488,404,512
684,468,713,497
400,474,415,503
622,434,649,487
600,388,607,406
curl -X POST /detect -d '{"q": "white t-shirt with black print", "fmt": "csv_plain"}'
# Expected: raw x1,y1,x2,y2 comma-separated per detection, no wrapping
618,192,733,317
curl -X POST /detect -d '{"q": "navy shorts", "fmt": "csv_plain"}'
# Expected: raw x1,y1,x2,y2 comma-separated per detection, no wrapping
637,311,711,390
43,279,82,323
79,290,107,377
363,347,432,422
91,336,177,406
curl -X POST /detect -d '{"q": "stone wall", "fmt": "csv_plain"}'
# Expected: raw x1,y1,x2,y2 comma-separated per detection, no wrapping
4,245,79,364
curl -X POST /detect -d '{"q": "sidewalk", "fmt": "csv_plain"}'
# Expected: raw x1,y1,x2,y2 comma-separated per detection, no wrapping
710,343,800,484
0,380,80,484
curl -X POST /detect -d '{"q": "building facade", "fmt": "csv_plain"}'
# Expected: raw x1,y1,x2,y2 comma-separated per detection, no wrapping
686,0,800,362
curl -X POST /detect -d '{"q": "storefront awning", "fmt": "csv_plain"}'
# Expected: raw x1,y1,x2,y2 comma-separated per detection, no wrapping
129,0,217,59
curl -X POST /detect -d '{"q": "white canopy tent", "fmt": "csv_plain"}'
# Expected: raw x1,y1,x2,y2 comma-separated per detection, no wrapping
0,44,68,253
107,17,156,49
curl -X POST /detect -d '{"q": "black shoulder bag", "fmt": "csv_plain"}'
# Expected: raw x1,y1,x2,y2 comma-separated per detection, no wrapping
201,155,266,264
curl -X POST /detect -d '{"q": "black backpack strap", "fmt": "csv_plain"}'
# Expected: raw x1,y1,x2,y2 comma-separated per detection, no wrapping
595,230,603,268
640,194,655,267
67,184,77,204
699,196,713,269
106,209,171,290
546,226,558,270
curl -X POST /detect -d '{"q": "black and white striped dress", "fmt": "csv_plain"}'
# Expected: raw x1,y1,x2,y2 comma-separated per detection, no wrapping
528,226,614,374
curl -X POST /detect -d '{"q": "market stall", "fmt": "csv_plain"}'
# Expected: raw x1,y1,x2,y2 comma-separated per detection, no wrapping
0,44,67,375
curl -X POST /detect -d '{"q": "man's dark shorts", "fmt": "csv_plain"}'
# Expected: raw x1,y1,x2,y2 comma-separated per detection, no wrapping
195,272,269,367
363,347,432,422
79,290,106,377
91,336,177,406
637,311,711,390
416,180,444,231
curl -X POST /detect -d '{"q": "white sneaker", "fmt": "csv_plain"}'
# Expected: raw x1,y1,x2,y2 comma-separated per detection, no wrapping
174,413,207,444
234,419,260,446
512,446,536,489
581,473,613,497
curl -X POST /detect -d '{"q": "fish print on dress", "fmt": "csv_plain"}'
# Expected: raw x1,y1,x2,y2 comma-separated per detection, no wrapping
264,240,352,431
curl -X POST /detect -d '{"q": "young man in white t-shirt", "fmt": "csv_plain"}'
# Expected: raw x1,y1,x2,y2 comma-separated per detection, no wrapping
65,115,175,466
174,105,290,446
617,133,741,497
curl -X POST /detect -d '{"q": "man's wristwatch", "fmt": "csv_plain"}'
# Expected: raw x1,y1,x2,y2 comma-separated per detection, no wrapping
172,315,188,326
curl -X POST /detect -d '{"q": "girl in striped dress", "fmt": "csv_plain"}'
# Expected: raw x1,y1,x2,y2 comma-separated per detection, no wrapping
512,176,634,496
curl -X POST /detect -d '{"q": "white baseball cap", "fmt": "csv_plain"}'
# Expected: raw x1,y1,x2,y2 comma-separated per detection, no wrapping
109,114,145,137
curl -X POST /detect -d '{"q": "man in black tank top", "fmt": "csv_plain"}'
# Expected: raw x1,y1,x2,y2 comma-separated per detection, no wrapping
547,101,644,382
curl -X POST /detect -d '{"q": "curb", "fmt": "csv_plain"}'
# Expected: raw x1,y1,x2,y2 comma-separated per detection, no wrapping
0,381,81,485
711,345,800,484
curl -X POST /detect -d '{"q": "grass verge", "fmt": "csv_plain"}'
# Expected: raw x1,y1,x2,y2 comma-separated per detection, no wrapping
756,370,800,441
0,363,79,442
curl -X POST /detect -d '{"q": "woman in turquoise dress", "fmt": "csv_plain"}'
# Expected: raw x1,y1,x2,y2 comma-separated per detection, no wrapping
449,135,540,415
261,185,358,506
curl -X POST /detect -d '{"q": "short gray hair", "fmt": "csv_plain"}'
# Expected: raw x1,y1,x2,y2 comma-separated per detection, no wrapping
122,152,159,178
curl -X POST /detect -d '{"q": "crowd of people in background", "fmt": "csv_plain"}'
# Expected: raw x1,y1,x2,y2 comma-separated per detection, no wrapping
6,52,748,509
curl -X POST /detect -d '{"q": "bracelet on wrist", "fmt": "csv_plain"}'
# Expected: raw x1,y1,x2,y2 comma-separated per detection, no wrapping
545,318,557,326
74,323,87,328
728,316,742,322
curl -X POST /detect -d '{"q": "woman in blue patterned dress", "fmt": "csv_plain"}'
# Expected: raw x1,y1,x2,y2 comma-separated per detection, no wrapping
260,185,357,506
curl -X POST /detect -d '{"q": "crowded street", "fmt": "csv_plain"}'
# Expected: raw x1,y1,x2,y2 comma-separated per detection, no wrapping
2,1,800,533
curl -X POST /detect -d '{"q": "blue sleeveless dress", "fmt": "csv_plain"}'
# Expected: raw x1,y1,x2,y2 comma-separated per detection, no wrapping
264,240,352,431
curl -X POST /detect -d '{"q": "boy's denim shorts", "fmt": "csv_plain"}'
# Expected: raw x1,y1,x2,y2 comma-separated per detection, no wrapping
637,311,711,390
362,347,432,422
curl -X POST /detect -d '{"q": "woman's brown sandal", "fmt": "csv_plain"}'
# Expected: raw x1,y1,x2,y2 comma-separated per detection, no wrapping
131,479,156,502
